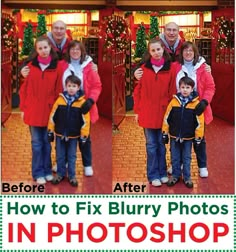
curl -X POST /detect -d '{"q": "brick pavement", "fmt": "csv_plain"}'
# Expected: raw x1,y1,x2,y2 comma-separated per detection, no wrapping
112,115,235,194
1,112,112,194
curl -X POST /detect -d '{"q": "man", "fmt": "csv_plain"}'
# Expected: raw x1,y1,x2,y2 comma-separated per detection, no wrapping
134,22,183,80
47,20,70,60
21,20,70,77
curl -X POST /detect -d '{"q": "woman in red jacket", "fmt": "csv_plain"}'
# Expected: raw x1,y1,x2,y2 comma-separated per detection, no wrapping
60,40,102,177
174,41,215,178
19,36,63,184
133,38,176,187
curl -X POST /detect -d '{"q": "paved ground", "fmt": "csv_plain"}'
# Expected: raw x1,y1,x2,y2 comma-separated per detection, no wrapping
112,115,235,194
1,112,234,195
1,113,112,194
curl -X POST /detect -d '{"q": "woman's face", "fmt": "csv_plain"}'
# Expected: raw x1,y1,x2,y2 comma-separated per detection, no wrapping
36,40,51,58
69,45,81,60
183,46,194,62
149,42,164,60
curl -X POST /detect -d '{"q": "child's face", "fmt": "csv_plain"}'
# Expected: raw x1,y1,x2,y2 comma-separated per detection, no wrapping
149,42,164,60
179,83,193,97
36,40,51,58
66,81,80,96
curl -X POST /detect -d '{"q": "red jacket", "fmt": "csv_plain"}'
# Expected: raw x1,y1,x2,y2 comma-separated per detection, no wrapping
133,60,177,129
174,60,215,124
19,58,63,127
61,59,102,123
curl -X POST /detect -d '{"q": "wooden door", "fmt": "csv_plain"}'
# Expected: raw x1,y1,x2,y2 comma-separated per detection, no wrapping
112,50,125,129
1,11,13,125
97,9,126,128
211,8,234,124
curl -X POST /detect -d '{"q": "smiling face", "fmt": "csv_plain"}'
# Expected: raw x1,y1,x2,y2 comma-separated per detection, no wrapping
149,42,164,60
164,22,179,46
69,44,82,60
51,20,66,44
35,40,51,58
182,45,195,62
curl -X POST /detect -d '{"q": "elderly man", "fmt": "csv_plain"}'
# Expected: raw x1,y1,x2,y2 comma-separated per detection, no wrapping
47,20,70,60
134,22,183,80
20,20,70,77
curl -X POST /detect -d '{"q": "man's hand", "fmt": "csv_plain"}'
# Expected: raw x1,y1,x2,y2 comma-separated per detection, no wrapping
92,62,98,72
21,66,30,78
134,68,143,80
134,114,139,123
205,63,211,73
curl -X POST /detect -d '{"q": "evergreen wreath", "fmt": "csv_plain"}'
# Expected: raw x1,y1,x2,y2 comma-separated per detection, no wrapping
99,15,129,51
213,16,234,49
1,16,16,48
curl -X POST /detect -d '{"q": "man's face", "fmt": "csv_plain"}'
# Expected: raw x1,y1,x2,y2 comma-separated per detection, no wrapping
52,21,66,43
164,23,179,45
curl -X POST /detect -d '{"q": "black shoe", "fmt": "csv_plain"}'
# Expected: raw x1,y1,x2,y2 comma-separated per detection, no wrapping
167,177,179,187
51,175,64,185
69,178,78,187
184,179,193,188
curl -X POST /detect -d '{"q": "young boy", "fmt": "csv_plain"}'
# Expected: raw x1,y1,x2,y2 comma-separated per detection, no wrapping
162,76,204,188
47,75,90,187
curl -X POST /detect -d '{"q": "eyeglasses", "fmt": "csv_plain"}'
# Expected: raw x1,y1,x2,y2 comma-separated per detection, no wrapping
183,49,194,53
70,48,81,52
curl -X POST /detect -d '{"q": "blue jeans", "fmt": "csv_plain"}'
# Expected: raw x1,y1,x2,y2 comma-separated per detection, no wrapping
56,136,78,179
29,126,52,180
144,128,167,182
78,135,92,167
193,137,207,168
170,138,192,181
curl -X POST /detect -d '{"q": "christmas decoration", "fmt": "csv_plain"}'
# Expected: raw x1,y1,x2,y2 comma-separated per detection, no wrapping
21,22,34,56
99,15,129,51
134,23,147,60
36,11,47,37
212,16,234,49
148,12,160,40
1,16,16,48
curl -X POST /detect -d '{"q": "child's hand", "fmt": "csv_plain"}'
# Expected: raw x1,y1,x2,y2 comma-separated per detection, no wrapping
47,131,54,142
193,138,201,149
79,136,87,144
162,134,169,144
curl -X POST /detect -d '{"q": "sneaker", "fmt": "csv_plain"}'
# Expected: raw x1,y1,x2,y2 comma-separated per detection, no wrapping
52,164,57,173
36,177,46,184
184,179,194,188
45,175,53,181
199,168,208,178
151,179,162,187
69,177,78,187
160,177,168,183
84,166,93,176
